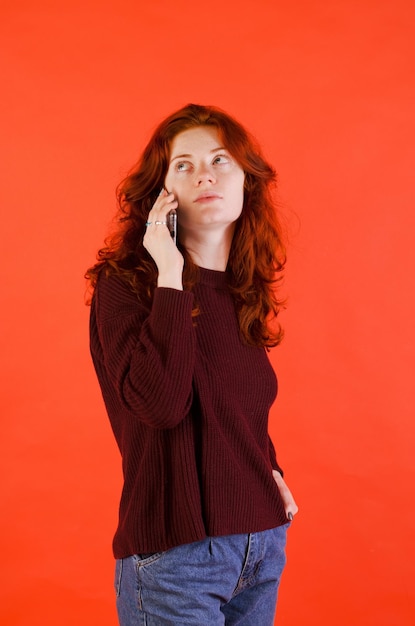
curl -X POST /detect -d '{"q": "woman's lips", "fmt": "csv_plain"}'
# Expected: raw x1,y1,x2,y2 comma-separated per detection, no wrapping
194,192,222,202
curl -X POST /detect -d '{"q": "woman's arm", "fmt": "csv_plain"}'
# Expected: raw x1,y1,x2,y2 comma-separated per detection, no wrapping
91,273,196,429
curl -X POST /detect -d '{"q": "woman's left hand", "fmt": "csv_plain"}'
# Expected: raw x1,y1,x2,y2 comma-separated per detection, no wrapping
272,470,299,522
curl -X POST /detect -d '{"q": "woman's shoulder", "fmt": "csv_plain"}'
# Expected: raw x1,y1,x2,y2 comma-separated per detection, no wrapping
93,267,144,321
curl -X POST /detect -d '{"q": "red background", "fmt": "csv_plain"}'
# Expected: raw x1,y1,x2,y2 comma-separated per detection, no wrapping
1,1,414,624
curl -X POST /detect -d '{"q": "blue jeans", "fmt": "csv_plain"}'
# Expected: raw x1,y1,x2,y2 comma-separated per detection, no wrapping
115,524,289,625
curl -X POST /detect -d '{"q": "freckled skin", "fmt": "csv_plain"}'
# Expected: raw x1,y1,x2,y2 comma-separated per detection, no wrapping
164,126,245,236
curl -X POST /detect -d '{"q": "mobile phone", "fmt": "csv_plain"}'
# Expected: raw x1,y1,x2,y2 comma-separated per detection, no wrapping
167,209,177,245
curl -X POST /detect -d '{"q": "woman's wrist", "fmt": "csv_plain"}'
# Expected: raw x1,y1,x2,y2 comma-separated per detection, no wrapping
157,271,183,290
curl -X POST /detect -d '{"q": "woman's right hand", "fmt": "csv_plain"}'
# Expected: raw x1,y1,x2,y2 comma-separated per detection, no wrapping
143,189,184,290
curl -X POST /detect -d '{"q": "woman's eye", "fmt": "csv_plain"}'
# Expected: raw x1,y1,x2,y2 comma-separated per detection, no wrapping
213,154,230,165
176,162,190,172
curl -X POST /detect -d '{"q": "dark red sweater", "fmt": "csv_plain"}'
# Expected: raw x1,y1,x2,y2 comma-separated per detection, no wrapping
90,266,287,558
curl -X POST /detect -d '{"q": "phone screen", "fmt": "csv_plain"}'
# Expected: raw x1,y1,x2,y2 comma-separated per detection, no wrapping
167,210,177,245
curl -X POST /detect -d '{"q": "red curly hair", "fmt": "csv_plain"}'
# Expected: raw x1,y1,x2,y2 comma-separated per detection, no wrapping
85,103,286,347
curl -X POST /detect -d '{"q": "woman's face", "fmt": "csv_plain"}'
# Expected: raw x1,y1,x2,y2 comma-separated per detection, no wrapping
164,126,245,235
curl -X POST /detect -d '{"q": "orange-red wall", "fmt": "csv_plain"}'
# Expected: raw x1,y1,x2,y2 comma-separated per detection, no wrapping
1,1,414,624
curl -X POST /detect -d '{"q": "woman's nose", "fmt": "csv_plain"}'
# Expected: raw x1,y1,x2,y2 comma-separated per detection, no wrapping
195,164,216,185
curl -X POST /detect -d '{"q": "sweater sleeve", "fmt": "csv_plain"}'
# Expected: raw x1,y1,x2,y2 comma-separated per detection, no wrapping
268,435,284,476
91,272,196,429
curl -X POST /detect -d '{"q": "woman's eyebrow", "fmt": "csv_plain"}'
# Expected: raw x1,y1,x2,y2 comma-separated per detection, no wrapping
170,153,192,163
169,147,226,163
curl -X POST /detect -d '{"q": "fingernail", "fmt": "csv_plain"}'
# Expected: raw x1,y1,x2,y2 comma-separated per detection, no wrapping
287,512,293,521
158,188,165,196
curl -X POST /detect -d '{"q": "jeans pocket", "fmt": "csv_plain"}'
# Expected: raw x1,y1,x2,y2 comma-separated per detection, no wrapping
134,552,165,566
114,559,123,597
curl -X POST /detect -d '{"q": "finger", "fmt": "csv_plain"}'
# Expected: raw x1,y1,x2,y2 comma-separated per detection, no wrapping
286,501,299,519
145,190,165,222
150,189,177,214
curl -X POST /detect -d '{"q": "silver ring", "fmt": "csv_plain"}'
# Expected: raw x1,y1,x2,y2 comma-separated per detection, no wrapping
145,221,152,226
155,220,167,225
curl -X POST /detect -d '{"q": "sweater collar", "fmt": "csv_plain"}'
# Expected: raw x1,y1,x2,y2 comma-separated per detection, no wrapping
198,266,229,290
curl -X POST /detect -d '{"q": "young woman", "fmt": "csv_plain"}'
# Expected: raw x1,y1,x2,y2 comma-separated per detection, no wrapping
86,103,298,625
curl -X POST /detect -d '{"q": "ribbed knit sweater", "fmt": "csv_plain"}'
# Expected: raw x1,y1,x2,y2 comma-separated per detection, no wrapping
90,266,287,559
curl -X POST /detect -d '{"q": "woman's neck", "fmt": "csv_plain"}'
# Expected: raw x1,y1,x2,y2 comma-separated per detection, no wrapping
181,226,234,271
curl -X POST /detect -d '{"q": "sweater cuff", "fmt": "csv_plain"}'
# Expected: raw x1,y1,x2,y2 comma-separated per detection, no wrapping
151,287,194,323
